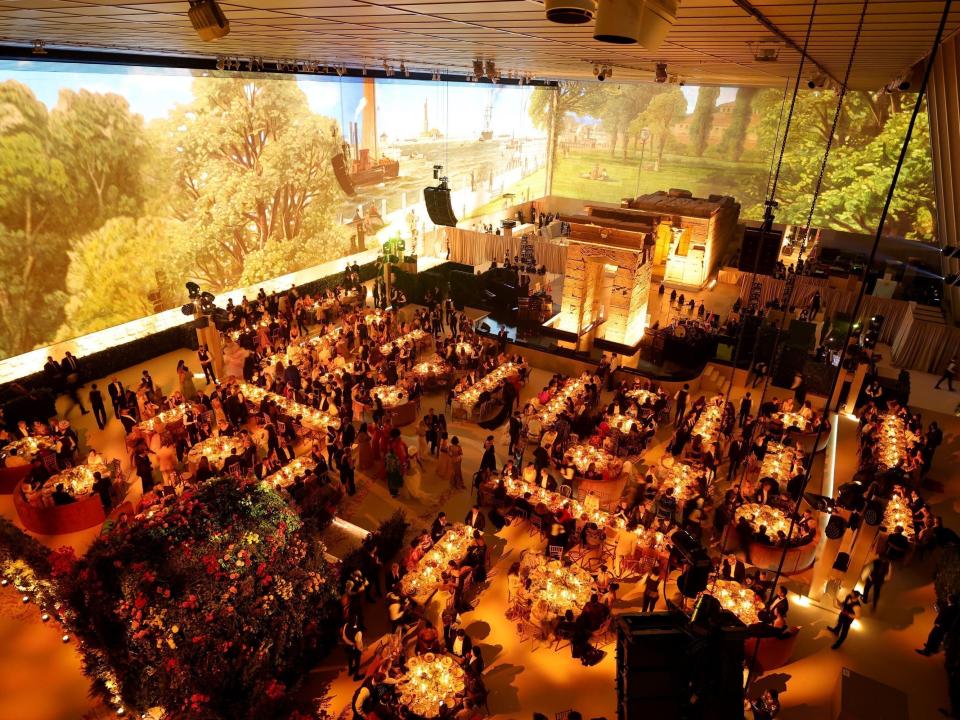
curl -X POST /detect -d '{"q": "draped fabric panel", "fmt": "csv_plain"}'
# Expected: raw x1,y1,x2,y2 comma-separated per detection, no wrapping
891,302,960,374
734,274,912,346
928,33,960,315
438,227,568,275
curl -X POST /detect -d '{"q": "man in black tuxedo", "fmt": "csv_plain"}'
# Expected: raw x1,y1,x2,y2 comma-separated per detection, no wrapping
430,512,449,542
384,561,405,593
43,356,62,389
60,352,88,415
445,627,473,660
107,377,125,418
464,504,486,531
88,384,108,430
720,554,747,583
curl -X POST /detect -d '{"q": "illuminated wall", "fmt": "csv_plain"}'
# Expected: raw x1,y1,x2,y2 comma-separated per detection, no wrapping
529,82,937,245
0,62,546,361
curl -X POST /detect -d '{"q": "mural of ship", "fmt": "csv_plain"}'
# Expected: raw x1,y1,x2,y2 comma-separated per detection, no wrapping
332,78,400,196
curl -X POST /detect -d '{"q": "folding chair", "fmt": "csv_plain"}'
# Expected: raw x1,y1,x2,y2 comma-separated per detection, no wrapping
559,484,573,497
548,544,565,561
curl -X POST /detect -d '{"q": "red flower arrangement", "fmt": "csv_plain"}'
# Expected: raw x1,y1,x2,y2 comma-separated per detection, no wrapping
60,478,340,719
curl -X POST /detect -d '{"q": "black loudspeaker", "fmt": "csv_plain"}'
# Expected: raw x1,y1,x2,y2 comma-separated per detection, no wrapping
863,499,884,526
617,613,745,720
677,553,711,598
424,185,458,227
786,319,817,350
739,226,782,275
825,514,847,540
332,153,356,196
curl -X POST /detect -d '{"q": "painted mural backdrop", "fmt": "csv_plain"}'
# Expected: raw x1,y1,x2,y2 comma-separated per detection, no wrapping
528,81,936,242
0,62,546,360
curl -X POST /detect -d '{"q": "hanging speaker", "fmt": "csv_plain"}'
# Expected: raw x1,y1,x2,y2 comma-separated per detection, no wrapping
824,514,847,540
863,499,885,526
424,185,458,227
332,153,356,197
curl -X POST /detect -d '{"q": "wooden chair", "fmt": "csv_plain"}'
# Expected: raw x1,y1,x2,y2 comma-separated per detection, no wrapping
559,484,573,497
529,514,545,537
39,451,60,476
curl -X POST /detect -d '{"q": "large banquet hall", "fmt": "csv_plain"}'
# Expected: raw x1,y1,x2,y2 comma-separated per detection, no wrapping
1,1,960,719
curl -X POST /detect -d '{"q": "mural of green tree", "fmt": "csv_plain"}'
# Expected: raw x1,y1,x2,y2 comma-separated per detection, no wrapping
688,86,721,157
750,88,936,238
152,78,348,292
0,81,72,359
633,89,688,170
533,81,935,243
717,87,759,162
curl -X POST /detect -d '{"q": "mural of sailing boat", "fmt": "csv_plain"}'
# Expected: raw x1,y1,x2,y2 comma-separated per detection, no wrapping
332,78,400,196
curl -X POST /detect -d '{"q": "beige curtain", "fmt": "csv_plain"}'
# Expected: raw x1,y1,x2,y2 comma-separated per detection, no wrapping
440,227,568,275
928,34,960,317
735,275,911,345
891,302,960,373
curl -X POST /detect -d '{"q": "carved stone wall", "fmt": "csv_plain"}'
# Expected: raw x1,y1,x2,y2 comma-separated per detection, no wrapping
559,240,651,346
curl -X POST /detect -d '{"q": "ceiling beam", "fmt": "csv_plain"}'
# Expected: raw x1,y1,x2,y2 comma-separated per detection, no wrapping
731,0,842,87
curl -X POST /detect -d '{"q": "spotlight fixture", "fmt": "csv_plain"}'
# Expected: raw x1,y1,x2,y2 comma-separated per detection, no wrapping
807,73,826,89
593,0,677,46
400,61,409,77
31,39,46,55
594,63,613,81
485,59,497,80
473,58,484,80
655,62,668,83
383,60,394,77
545,0,596,24
188,0,230,41
748,40,782,62
335,65,345,76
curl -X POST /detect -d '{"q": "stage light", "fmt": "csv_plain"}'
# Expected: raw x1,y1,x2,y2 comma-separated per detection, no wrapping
545,0,596,24
807,73,826,89
473,59,484,80
188,0,230,41
185,281,201,299
655,63,668,83
400,61,409,77
31,39,46,55
181,303,196,316
485,60,497,80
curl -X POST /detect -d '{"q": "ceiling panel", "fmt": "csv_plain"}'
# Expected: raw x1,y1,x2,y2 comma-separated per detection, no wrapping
0,0,954,87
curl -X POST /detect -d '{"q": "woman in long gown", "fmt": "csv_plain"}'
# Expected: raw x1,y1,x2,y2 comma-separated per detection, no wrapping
449,436,465,490
435,431,451,482
356,422,374,471
403,447,434,503
177,360,197,401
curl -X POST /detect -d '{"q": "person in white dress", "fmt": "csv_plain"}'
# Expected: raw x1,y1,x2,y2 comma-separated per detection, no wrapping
403,447,434,503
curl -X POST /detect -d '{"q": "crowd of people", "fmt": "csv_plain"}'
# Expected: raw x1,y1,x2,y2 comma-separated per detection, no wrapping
7,258,960,720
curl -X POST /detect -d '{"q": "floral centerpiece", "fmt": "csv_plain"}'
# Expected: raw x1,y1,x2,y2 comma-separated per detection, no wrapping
62,478,340,719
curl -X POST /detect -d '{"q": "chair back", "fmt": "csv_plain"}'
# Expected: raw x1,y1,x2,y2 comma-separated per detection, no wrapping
40,451,60,475
548,544,565,560
559,484,573,497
